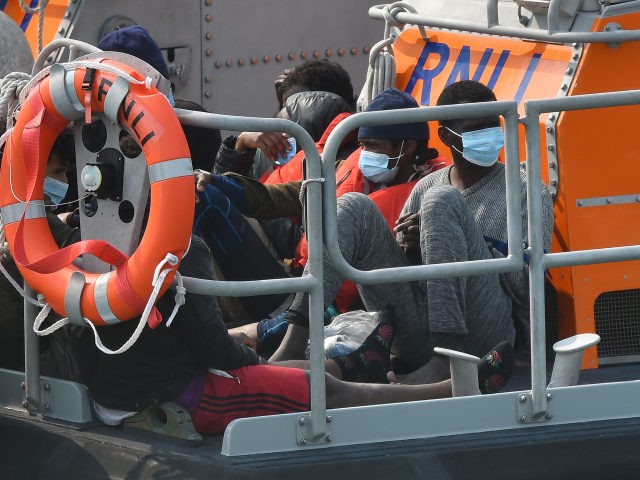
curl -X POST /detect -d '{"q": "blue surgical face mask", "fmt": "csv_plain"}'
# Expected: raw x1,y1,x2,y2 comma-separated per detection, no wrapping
358,139,404,184
446,126,504,167
44,176,68,206
275,137,297,166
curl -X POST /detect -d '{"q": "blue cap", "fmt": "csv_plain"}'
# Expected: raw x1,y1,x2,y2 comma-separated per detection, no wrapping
358,88,429,140
98,26,169,79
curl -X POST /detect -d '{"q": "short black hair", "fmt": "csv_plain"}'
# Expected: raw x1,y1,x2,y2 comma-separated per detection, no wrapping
281,60,355,107
436,80,496,107
436,80,497,129
51,125,76,166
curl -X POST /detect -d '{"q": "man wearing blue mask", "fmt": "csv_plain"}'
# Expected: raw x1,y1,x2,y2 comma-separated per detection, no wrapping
271,81,551,390
390,80,554,382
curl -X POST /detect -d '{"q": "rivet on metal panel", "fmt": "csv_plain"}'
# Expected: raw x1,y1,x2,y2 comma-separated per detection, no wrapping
313,50,321,58
205,32,213,40
606,197,613,204
205,91,212,98
43,383,51,391
325,434,333,442
64,11,71,19
263,56,271,63
560,84,568,91
350,47,358,55
205,14,213,22
566,67,574,75
363,46,370,54
550,180,557,187
545,413,553,420
326,415,333,423
518,394,527,403
250,57,258,65
58,27,65,35
326,49,333,57
205,49,213,57
546,127,553,134
519,416,527,423
299,438,308,446
214,61,222,68
550,162,557,169
288,52,296,60
577,200,583,206
547,145,555,152
238,58,246,66
547,393,552,401
225,59,233,67
301,51,308,59
204,75,212,83
549,114,556,121
572,53,580,61
338,48,346,56
275,54,283,62
298,417,306,425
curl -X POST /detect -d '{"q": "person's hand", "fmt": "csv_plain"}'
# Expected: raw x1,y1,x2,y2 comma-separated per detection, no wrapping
394,212,421,263
274,68,293,108
57,210,79,227
194,169,213,193
229,331,258,351
235,132,292,162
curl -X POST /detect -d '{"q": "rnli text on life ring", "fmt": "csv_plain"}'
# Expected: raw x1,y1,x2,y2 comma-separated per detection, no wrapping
0,59,194,327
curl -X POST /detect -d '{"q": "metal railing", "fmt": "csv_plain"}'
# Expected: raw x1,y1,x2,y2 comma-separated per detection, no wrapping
521,88,640,416
13,87,640,448
370,1,640,43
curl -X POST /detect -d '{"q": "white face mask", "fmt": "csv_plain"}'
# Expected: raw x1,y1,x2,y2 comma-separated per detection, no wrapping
358,139,404,184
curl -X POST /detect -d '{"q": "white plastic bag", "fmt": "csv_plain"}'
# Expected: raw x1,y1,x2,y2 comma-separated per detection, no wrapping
306,310,380,359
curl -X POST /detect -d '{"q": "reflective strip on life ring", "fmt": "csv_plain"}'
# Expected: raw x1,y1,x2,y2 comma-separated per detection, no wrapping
0,59,195,327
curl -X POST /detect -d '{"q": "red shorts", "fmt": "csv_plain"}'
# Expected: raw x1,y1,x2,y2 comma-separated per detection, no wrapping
191,365,310,435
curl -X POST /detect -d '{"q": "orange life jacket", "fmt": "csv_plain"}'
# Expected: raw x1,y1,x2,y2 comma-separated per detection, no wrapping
262,112,355,185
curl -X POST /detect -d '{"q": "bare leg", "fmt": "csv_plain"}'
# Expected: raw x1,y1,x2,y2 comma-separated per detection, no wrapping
270,323,309,361
324,372,452,408
393,356,451,385
228,322,259,345
274,359,343,379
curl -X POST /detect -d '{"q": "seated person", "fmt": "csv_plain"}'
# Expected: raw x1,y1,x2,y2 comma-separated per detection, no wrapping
192,89,448,325
77,235,515,436
268,81,553,384
0,126,81,377
214,59,356,179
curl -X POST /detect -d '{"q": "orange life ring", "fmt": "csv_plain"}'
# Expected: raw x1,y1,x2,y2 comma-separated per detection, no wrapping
0,58,194,326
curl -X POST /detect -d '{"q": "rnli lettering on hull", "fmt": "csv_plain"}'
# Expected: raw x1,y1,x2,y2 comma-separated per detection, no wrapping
394,29,574,110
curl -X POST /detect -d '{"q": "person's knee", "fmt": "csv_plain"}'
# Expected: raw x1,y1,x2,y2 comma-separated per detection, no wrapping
337,192,380,227
420,185,465,217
